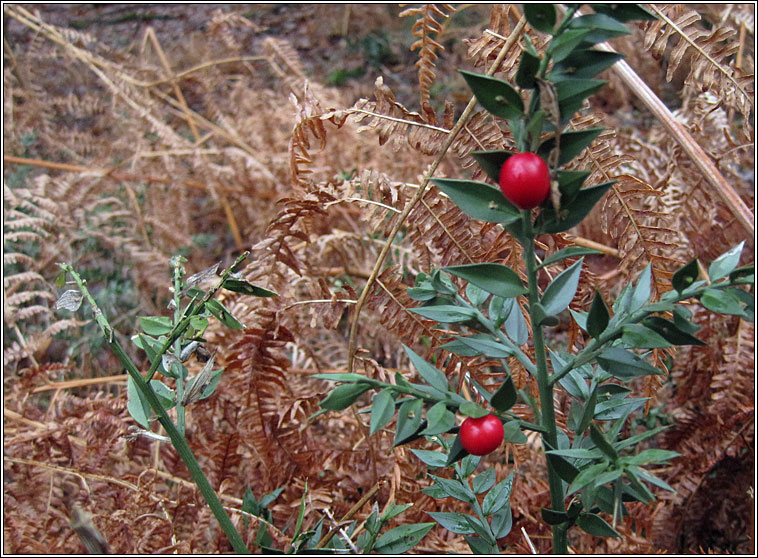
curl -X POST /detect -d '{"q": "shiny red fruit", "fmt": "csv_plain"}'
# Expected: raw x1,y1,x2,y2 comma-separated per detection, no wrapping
498,152,551,210
459,414,504,456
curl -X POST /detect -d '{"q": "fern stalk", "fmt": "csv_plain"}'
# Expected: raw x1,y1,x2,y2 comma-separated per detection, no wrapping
59,264,250,554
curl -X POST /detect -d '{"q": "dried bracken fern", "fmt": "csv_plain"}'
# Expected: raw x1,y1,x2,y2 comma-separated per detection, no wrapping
3,4,754,554
399,3,456,124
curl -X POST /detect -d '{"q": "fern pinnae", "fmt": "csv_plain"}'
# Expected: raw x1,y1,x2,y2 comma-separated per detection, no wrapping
400,3,456,123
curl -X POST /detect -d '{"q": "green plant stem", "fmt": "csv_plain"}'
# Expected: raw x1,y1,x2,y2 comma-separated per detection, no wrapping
145,251,249,381
520,213,567,554
548,278,749,387
61,264,250,554
172,261,187,436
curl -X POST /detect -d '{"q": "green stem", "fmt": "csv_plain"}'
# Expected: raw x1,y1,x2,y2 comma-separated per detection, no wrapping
520,213,567,554
62,265,250,554
145,251,249,382
548,279,746,388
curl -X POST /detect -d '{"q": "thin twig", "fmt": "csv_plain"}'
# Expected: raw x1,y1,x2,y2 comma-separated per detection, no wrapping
648,5,753,108
557,6,754,236
347,16,528,372
521,526,537,554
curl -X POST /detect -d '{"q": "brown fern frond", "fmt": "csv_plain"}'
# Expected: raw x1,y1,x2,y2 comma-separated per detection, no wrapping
351,77,448,154
644,5,754,125
399,4,456,123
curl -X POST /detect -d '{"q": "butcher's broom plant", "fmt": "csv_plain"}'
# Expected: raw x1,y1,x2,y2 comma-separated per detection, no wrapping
316,4,754,553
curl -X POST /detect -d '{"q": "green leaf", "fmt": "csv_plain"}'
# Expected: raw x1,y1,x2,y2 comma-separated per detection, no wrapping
411,449,448,468
576,512,621,538
411,305,476,323
444,262,527,299
404,345,449,393
558,368,590,400
482,472,514,516
221,278,277,297
465,535,495,554
709,241,745,281
555,79,607,121
319,383,372,411
550,50,624,80
672,258,700,293
539,246,602,269
538,129,603,167
556,170,592,204
422,401,457,435
541,508,570,526
126,375,152,428
466,283,488,307
515,50,541,89
430,269,458,295
503,421,527,444
729,288,754,322
370,389,396,435
590,423,618,460
460,70,524,119
596,347,663,379
150,380,176,410
313,372,372,383
491,506,513,538
567,13,632,44
590,3,658,22
206,298,244,329
373,523,435,554
593,398,647,421
621,324,672,349
547,447,604,460
394,399,425,446
729,264,755,282
587,290,609,338
473,466,497,494
439,338,481,356
541,258,584,316
546,452,581,483
642,316,705,346
465,515,496,544
459,401,489,419
568,461,610,494
491,376,517,412
630,263,652,312
456,335,514,358
471,150,512,183
630,466,676,492
576,384,599,435
622,449,680,466
537,181,614,234
547,28,592,63
426,511,476,535
432,178,521,224
524,4,556,33
533,302,560,327
624,468,655,503
459,454,481,478
700,287,749,316
430,474,475,503
504,299,528,345
445,434,470,466
139,316,174,336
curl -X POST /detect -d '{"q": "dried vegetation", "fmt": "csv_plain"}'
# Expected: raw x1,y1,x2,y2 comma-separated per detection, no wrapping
3,4,754,554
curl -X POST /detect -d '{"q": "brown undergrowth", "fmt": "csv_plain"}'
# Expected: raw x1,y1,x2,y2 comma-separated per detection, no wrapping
3,4,754,554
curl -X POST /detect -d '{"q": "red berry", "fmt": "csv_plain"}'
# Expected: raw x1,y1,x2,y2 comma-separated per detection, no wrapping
498,152,551,210
459,414,504,456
